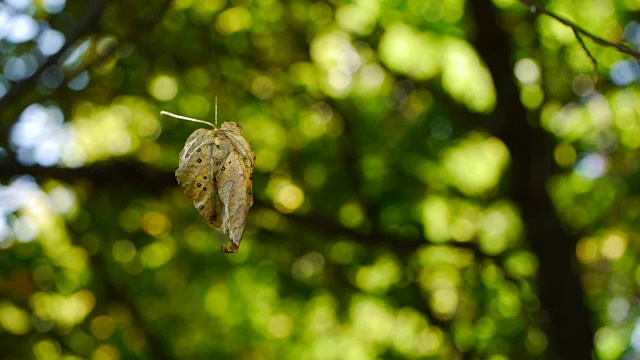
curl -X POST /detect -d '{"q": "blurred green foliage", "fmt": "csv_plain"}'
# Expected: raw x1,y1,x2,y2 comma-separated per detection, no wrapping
1,0,640,359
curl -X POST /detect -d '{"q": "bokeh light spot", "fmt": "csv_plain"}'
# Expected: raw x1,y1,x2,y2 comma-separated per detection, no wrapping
443,135,509,196
149,75,178,101
92,344,121,360
6,14,38,43
355,255,401,293
576,237,599,264
600,231,627,261
216,6,252,35
37,29,65,56
338,201,365,229
525,327,548,355
514,58,540,84
91,315,116,339
112,240,136,263
292,252,325,282
430,288,458,319
42,0,66,14
205,283,230,316
251,75,274,100
274,183,304,214
142,211,171,237
0,302,31,335
33,339,61,359
574,153,607,179
268,313,294,339
554,143,577,167
595,326,625,360
141,240,174,269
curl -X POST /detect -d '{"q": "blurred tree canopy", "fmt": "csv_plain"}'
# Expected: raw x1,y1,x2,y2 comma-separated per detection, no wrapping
1,0,640,359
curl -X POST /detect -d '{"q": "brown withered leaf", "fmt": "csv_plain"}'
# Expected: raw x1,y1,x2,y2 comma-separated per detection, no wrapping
162,111,255,253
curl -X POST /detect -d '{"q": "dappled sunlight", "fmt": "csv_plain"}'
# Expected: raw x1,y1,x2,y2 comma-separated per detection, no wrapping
204,283,230,317
515,57,545,110
0,302,31,335
291,251,325,283
0,176,88,293
141,211,172,237
148,74,178,102
503,251,539,279
600,231,627,261
611,88,640,148
420,195,521,254
441,38,496,113
335,0,379,35
349,295,396,344
311,31,361,97
554,143,577,168
64,97,161,166
478,202,523,255
379,23,440,81
576,236,600,264
380,24,496,112
492,283,522,318
267,175,305,214
182,224,218,253
111,239,136,263
268,313,294,339
328,241,356,264
418,265,461,319
430,287,458,320
4,0,640,358
32,339,62,359
595,326,627,360
420,195,454,243
338,200,365,229
10,103,71,166
299,102,335,139
354,254,401,293
303,291,338,336
273,182,305,214
235,114,286,172
140,237,176,269
31,290,96,329
415,245,475,268
577,230,629,265
216,6,252,35
548,172,618,229
91,315,116,339
442,134,509,196
0,176,44,244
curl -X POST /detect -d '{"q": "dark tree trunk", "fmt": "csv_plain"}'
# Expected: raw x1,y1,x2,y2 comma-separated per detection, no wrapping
469,0,595,358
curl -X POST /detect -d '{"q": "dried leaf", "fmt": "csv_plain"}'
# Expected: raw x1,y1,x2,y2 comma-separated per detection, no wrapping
164,111,255,253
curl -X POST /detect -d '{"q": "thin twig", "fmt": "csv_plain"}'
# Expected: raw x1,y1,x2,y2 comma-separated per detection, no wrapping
572,29,601,90
160,111,217,129
519,0,640,60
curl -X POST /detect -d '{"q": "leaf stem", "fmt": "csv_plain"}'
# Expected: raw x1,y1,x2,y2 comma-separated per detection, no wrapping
160,111,217,129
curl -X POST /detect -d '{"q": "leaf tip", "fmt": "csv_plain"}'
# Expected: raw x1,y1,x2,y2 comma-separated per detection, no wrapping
220,241,239,254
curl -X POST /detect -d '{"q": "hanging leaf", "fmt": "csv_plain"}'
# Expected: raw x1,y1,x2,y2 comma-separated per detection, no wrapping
162,111,255,253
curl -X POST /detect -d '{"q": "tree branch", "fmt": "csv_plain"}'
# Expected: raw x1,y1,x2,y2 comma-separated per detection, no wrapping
572,28,601,89
0,0,110,112
0,0,175,148
470,0,595,358
519,0,640,60
0,158,489,258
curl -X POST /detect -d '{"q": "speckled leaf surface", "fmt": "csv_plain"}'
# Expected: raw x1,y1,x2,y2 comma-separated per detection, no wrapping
175,121,255,253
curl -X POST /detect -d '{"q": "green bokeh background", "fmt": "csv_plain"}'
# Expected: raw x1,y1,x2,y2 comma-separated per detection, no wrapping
1,0,639,359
